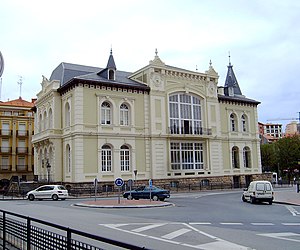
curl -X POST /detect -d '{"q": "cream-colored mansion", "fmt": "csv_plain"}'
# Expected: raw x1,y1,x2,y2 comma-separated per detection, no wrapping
32,51,261,187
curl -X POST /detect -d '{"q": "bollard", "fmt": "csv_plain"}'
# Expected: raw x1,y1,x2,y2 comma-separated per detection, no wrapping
297,183,299,193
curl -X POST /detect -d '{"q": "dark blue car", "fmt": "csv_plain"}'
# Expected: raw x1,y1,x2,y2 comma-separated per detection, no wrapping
123,185,170,201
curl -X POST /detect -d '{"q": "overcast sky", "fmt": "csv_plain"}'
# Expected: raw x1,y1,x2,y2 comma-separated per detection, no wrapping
1,0,299,129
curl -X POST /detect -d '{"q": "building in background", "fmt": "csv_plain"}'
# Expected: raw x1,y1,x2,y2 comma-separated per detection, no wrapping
0,97,35,183
285,121,300,136
258,122,282,144
32,51,262,188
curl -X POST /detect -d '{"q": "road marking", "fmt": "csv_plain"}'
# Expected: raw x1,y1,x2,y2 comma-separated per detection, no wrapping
251,223,274,226
189,222,212,225
282,223,300,226
285,205,300,216
220,222,243,225
162,228,191,239
132,223,166,232
258,232,300,243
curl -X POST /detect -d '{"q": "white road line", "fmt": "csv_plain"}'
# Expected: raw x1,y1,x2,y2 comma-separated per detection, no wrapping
251,223,274,226
285,205,299,216
162,228,191,239
132,223,166,232
189,222,212,225
282,223,300,226
259,232,300,243
220,223,243,225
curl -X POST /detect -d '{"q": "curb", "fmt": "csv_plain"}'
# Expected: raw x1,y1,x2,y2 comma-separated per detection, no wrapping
73,202,174,209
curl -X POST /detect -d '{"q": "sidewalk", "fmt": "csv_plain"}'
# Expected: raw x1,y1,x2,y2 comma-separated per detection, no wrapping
273,188,300,206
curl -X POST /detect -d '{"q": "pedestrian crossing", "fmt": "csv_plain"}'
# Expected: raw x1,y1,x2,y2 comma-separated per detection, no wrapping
98,222,300,249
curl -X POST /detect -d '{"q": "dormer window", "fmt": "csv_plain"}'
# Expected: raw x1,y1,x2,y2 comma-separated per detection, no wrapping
108,69,115,80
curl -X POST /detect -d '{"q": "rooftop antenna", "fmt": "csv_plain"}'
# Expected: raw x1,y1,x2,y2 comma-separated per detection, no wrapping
17,76,23,98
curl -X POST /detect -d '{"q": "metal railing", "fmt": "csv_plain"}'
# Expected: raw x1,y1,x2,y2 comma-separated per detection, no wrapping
0,209,148,250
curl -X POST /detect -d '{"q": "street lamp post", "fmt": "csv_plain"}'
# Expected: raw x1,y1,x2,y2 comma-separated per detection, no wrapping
46,160,51,184
133,170,137,187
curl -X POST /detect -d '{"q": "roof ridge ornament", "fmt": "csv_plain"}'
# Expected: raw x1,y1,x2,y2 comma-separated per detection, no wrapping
149,48,165,66
205,59,218,77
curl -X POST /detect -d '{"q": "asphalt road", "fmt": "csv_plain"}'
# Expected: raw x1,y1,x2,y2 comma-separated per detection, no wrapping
1,189,300,250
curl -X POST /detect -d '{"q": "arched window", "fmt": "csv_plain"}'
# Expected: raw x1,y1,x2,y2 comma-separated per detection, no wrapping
120,103,129,126
120,145,130,171
101,145,112,172
232,146,239,168
241,114,247,132
243,147,251,168
39,113,43,132
66,144,71,173
169,93,202,135
230,113,237,132
43,111,48,130
48,108,53,129
101,102,111,125
65,102,70,127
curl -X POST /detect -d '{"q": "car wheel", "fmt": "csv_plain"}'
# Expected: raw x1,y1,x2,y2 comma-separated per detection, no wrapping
52,194,59,201
127,195,133,200
28,194,35,201
250,196,256,204
152,195,159,201
242,195,247,202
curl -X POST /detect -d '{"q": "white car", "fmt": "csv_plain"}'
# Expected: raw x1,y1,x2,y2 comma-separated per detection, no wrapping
27,185,69,201
242,180,274,205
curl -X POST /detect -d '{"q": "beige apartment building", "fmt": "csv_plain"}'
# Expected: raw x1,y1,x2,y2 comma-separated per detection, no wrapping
32,51,262,187
0,97,35,183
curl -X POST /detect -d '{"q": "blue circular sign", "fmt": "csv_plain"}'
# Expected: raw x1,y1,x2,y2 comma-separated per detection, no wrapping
115,177,124,187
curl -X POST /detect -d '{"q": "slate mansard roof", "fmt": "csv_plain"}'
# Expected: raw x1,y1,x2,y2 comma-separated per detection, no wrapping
50,60,150,94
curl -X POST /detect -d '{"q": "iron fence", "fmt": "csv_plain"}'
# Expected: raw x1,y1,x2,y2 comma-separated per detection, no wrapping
0,209,148,250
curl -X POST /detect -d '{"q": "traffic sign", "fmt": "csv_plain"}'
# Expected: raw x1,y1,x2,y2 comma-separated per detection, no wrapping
149,179,152,188
115,177,124,187
127,179,133,188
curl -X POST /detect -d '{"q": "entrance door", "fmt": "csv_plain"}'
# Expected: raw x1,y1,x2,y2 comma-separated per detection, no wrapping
233,176,240,188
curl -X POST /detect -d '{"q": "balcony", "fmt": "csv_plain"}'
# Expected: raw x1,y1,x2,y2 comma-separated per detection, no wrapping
0,130,12,136
17,130,29,137
17,147,28,154
0,147,12,153
169,125,212,136
16,165,28,172
0,165,11,171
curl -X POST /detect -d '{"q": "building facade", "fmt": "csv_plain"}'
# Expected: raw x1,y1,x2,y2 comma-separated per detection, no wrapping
0,97,35,182
258,122,282,144
32,51,262,187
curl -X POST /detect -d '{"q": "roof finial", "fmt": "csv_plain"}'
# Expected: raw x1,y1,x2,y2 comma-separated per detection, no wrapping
155,48,158,56
196,65,198,71
209,59,212,67
228,51,231,66
110,46,113,55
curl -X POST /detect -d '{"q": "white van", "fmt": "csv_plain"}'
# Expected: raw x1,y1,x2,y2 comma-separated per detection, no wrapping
242,180,274,205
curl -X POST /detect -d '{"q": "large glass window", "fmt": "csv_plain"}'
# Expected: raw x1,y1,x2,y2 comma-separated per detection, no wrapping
1,122,10,136
18,123,26,136
232,146,239,168
243,147,251,168
101,102,111,125
120,145,130,171
66,144,71,173
65,103,70,127
230,113,237,132
170,142,203,170
169,93,202,134
241,114,247,132
101,145,112,172
120,103,129,126
1,156,9,170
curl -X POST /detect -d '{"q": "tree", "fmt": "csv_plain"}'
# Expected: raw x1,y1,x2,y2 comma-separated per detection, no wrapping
260,143,277,172
275,135,300,181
